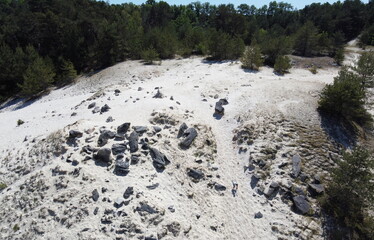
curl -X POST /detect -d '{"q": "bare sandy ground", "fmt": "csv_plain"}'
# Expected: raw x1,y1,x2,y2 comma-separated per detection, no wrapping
0,57,340,240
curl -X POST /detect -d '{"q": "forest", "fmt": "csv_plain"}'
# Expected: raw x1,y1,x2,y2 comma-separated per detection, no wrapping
0,0,373,99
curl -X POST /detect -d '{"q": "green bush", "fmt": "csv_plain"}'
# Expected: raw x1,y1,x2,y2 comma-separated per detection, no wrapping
334,48,345,66
353,51,374,88
274,55,291,75
309,65,318,74
141,48,160,64
318,67,372,126
17,119,24,126
58,59,77,83
240,45,263,71
19,57,56,97
0,182,7,191
321,147,374,239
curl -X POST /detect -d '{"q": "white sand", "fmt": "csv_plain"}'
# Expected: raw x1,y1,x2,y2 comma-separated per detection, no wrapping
0,57,340,240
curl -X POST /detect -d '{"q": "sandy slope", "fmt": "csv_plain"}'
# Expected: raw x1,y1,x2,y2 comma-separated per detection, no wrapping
0,57,339,240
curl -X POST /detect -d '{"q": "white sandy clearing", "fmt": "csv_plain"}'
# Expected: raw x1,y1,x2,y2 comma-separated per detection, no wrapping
0,57,339,240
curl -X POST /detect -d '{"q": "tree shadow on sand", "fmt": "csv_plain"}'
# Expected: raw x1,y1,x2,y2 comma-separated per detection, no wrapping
319,110,357,148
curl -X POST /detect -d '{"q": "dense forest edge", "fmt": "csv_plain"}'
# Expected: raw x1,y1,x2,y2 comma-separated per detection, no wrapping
0,0,373,100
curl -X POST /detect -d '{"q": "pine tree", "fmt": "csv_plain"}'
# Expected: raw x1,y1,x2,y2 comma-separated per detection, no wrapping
19,57,56,96
274,55,291,75
240,45,263,71
59,59,77,83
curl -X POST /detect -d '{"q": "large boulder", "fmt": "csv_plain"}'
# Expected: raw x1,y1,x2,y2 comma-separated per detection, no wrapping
291,154,302,178
308,183,325,196
128,131,139,153
292,195,310,215
98,130,115,146
179,128,198,149
149,147,170,170
94,148,112,163
111,143,127,155
117,123,131,134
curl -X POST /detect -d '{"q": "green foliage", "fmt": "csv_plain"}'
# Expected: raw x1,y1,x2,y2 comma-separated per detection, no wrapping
0,182,7,190
293,21,319,56
334,48,345,66
13,224,19,232
141,48,160,64
309,65,318,74
208,30,245,60
274,55,291,75
58,59,77,84
240,45,263,71
359,25,374,46
318,67,372,126
321,147,374,239
19,57,56,97
353,51,374,88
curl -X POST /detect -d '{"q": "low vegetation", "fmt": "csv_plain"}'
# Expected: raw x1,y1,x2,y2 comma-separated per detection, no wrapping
321,147,374,239
274,55,291,75
240,45,263,71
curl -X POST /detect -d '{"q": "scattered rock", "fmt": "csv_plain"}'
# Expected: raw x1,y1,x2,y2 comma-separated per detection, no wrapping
179,128,198,149
149,147,170,170
88,102,96,109
69,130,83,138
265,182,279,198
111,143,127,155
115,157,130,173
117,122,131,134
214,183,227,191
100,104,110,113
308,183,325,196
177,123,188,138
133,126,148,134
215,101,225,115
123,187,134,199
98,130,115,146
146,183,160,190
94,148,112,163
291,154,302,178
153,90,163,98
114,197,124,208
167,222,181,237
92,189,100,202
129,131,139,153
153,126,162,133
106,116,114,122
136,202,158,215
92,106,100,113
187,168,204,181
219,98,229,105
254,212,263,219
292,195,310,215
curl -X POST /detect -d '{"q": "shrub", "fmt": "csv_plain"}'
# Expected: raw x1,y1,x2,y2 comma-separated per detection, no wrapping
141,48,160,64
334,47,345,66
321,147,374,239
0,182,7,191
240,45,263,71
58,59,77,83
318,67,372,126
19,57,55,96
17,119,24,126
309,65,318,74
274,55,291,75
353,51,374,89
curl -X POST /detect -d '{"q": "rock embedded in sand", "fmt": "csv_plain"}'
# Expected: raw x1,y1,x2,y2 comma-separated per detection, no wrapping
92,189,100,202
214,183,227,191
153,89,163,99
69,130,83,139
292,195,310,215
133,126,148,135
100,104,110,113
88,102,96,109
177,123,188,138
92,106,100,113
254,212,263,219
308,183,325,196
291,154,302,178
98,130,115,146
115,156,130,173
94,148,112,163
117,122,131,134
149,147,170,170
187,168,204,181
179,128,198,149
129,131,139,153
123,187,134,199
111,143,127,155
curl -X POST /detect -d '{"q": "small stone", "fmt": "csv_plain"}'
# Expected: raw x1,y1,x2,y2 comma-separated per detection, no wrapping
254,212,263,219
123,187,134,199
92,189,100,202
88,102,96,109
69,130,83,138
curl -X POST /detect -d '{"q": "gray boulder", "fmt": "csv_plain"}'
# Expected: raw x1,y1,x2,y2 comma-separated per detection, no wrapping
115,158,129,173
291,155,302,178
100,104,110,113
117,122,131,134
98,130,115,146
129,131,139,153
177,123,188,138
95,148,112,163
92,189,100,202
214,183,227,191
123,187,134,199
149,147,170,170
88,102,96,109
133,126,148,134
92,106,100,114
265,182,279,198
292,195,310,215
308,183,325,196
215,101,225,115
187,168,204,181
179,128,198,149
69,130,83,138
111,143,127,155
254,212,263,219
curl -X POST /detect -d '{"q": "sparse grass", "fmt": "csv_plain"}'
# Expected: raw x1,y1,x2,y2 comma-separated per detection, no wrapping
0,182,7,190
